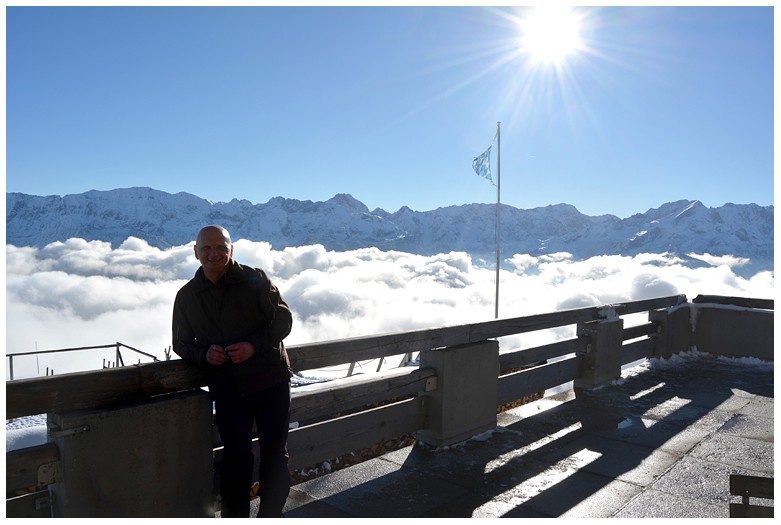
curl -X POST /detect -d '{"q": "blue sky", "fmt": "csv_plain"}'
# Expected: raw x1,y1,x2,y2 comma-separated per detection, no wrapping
4,4,775,218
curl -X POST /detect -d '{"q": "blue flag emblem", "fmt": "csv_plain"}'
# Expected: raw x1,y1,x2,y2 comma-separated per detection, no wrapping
472,146,493,185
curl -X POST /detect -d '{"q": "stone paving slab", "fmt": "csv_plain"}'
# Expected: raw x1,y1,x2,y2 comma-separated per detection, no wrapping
649,455,770,508
550,433,681,486
614,487,729,518
739,395,775,420
589,413,714,455
688,433,774,474
717,412,774,442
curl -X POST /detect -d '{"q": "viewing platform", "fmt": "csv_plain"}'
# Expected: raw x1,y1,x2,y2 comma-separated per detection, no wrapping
282,350,774,518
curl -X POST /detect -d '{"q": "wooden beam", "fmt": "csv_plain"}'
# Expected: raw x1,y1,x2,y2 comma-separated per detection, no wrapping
287,397,425,470
622,339,654,365
291,367,435,424
499,338,579,373
6,360,206,419
498,356,580,406
623,322,657,341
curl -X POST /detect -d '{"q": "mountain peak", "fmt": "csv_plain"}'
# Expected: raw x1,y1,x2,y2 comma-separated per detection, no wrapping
328,193,369,212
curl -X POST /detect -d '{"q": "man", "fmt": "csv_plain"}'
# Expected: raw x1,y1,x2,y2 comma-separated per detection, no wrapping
172,225,293,518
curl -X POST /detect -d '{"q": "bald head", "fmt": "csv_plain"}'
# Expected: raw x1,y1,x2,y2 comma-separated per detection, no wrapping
196,225,232,246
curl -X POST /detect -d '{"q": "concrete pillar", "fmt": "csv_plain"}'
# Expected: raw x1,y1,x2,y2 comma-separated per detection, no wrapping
48,389,214,518
417,340,499,448
574,318,624,390
650,305,693,359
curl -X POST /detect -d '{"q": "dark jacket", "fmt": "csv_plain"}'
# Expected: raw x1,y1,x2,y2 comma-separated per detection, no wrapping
172,259,293,400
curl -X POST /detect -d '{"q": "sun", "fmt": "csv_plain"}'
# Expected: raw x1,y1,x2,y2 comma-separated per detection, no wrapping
519,6,583,65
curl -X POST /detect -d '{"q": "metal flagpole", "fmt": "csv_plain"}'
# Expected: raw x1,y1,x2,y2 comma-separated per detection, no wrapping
495,121,501,319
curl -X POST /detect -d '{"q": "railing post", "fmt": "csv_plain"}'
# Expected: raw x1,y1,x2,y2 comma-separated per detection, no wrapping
115,342,125,367
574,317,624,390
649,305,692,359
416,340,499,448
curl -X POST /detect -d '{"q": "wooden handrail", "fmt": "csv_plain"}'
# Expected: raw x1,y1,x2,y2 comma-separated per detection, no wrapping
6,360,206,419
289,295,686,371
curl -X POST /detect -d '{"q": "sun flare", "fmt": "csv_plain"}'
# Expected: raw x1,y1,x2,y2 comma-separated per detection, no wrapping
519,6,583,64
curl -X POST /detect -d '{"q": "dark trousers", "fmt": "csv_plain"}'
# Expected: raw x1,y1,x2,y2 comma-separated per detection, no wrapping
215,381,292,518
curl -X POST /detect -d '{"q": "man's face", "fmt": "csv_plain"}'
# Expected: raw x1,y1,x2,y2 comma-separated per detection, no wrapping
194,228,233,275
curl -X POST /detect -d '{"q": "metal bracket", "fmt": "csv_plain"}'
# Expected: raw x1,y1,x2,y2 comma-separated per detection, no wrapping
48,424,90,439
38,461,60,486
425,377,437,392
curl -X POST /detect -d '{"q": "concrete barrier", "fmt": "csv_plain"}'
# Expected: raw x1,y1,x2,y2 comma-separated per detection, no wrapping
48,389,213,517
692,304,773,360
417,340,499,447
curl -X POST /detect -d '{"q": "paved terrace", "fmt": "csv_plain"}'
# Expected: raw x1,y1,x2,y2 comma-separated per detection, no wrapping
280,351,773,518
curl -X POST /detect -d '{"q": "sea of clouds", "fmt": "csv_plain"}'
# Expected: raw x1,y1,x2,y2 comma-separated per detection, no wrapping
5,237,774,380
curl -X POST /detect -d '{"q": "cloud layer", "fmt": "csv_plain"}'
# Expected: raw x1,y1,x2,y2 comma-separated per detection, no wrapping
5,238,773,379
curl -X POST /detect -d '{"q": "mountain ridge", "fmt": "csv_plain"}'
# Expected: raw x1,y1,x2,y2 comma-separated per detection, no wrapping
6,187,773,276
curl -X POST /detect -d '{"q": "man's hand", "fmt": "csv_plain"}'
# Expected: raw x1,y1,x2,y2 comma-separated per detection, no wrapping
206,344,228,366
225,342,256,364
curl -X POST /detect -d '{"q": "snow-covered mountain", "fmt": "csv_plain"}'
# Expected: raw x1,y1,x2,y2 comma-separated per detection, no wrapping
6,187,774,275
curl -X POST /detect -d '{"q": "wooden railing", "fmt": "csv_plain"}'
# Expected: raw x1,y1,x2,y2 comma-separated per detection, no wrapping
7,295,685,419
7,294,772,517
